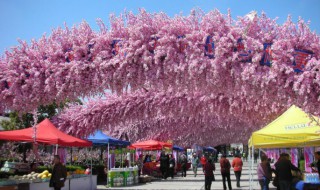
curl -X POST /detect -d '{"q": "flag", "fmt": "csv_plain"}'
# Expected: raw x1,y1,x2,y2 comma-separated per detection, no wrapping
245,11,257,21
260,43,272,67
291,148,298,167
293,49,313,73
204,35,214,59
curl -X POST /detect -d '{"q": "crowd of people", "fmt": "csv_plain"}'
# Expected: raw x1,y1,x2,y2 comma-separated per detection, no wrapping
129,149,320,190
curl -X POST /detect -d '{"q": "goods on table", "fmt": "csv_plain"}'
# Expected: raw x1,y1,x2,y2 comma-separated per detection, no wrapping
7,170,51,183
0,161,30,174
304,173,320,183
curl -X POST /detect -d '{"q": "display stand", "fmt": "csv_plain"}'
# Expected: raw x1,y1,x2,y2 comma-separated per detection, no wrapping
108,167,138,187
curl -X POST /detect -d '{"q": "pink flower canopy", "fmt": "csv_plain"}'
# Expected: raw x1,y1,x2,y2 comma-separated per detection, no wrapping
1,9,320,146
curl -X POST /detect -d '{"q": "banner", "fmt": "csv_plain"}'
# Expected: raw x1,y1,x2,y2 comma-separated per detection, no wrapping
293,49,313,73
291,148,298,167
304,147,314,173
57,148,67,164
266,149,280,162
260,43,272,67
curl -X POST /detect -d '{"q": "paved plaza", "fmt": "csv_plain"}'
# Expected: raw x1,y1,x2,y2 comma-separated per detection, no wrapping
97,160,275,190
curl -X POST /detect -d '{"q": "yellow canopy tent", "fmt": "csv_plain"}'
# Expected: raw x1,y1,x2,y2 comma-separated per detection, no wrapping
249,105,320,149
248,105,320,189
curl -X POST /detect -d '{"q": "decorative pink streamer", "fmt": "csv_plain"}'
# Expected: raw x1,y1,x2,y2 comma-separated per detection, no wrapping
304,147,314,173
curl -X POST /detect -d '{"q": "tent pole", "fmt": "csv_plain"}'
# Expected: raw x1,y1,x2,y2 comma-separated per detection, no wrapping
250,145,254,190
90,147,93,190
55,144,58,155
248,146,252,190
107,143,109,187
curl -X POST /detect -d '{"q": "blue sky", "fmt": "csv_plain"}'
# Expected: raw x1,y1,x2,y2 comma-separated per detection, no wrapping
0,0,319,54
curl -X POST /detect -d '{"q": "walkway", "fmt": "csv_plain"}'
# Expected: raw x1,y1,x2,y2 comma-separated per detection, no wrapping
97,159,274,190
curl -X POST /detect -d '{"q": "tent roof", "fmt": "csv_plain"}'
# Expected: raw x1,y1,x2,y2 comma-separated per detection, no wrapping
203,146,217,152
131,140,172,150
250,105,320,148
173,145,184,151
0,118,92,147
87,130,130,146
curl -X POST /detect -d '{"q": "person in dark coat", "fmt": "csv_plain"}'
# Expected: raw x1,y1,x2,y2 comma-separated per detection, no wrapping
311,151,320,177
204,158,215,190
160,151,169,179
180,154,188,177
49,155,67,190
168,154,175,179
220,154,232,190
275,153,300,190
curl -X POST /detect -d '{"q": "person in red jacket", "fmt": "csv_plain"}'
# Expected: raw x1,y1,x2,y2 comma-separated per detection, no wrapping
232,154,243,187
204,158,215,190
201,155,207,171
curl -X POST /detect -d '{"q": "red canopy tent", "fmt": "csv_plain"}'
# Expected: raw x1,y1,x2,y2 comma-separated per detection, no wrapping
0,118,92,147
130,140,172,150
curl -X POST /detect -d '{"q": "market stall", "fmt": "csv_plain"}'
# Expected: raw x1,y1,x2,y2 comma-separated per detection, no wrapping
130,140,172,177
172,145,191,172
0,119,94,190
248,105,320,190
87,130,133,187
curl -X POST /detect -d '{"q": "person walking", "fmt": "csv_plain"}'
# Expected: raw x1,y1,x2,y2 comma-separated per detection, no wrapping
192,153,200,177
160,151,169,179
220,154,232,190
204,158,215,190
275,153,300,190
180,154,188,177
49,155,67,190
257,155,272,190
254,151,259,163
168,154,175,179
137,154,144,176
201,154,207,171
232,154,243,187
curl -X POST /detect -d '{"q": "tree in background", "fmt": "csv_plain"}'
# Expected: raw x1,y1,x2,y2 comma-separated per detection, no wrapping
0,99,82,162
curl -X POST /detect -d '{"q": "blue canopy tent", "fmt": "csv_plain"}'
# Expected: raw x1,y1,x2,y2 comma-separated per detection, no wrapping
203,146,217,153
87,130,130,185
173,145,184,151
87,130,130,146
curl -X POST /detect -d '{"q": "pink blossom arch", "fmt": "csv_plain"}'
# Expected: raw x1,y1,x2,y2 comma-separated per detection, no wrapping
1,9,320,145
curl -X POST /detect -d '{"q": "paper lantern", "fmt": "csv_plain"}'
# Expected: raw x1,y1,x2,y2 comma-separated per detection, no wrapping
293,49,313,73
177,35,187,53
111,40,122,56
234,38,251,62
65,48,74,63
2,81,10,90
204,35,214,59
260,43,272,67
149,36,159,54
